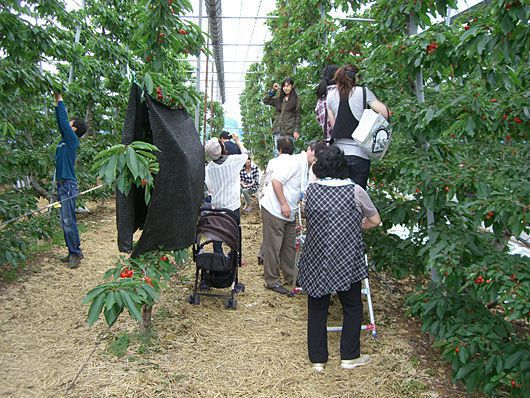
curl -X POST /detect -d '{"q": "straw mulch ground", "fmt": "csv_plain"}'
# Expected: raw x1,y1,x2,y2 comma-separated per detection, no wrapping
0,202,482,398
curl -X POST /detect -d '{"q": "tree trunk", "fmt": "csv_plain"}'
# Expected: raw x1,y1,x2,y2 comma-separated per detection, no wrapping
140,304,153,334
24,129,54,201
30,175,54,202
85,99,94,135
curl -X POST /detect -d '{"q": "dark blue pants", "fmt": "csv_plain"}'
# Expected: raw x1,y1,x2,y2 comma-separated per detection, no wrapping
307,281,363,364
57,180,81,256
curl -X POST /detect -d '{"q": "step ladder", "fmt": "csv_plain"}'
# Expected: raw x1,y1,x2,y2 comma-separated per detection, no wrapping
292,207,377,338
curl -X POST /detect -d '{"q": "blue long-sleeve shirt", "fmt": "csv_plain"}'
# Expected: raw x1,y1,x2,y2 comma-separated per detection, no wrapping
55,101,79,181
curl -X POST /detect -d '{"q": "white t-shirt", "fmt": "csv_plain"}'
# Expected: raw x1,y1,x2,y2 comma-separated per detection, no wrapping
260,152,309,221
205,153,248,211
327,86,378,158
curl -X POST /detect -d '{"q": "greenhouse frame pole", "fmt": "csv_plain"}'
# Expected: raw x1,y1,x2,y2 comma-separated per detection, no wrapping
195,0,203,136
68,0,85,84
407,12,439,284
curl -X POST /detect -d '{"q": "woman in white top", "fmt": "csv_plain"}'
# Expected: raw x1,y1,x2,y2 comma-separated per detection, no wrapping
326,65,390,189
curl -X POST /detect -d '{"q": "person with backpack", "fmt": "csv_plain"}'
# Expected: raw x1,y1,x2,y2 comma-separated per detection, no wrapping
326,65,389,189
315,65,338,142
263,77,301,157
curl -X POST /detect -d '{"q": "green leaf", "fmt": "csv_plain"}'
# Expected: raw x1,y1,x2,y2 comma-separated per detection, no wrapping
120,290,142,321
87,292,106,326
455,362,479,380
104,290,116,309
83,285,108,304
103,305,119,327
103,154,118,184
126,146,140,179
505,350,528,369
142,284,160,301
144,73,154,94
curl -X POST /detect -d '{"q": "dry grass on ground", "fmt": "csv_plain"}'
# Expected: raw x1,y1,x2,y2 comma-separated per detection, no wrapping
0,203,480,397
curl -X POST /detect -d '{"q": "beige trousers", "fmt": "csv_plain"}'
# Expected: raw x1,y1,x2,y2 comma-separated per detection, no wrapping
261,207,296,287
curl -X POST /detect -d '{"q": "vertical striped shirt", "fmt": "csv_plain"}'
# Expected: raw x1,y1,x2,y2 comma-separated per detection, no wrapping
205,152,248,211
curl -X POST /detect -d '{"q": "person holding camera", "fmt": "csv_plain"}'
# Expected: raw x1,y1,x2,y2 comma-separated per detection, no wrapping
263,78,301,157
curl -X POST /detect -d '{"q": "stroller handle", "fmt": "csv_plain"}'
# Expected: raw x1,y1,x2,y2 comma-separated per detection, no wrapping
200,207,236,214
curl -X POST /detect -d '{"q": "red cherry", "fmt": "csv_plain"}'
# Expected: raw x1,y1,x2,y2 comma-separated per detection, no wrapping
120,271,127,278
505,3,512,10
514,117,522,124
490,98,497,102
445,186,449,191
486,279,491,284
464,25,470,30
126,270,133,278
179,28,188,35
140,179,147,187
415,188,420,193
488,211,494,217
506,134,512,141
455,347,459,353
146,55,152,62
503,114,508,120
511,380,516,388
160,256,168,261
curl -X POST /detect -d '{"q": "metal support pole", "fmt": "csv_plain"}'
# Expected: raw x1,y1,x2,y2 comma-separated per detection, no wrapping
209,60,214,139
320,3,328,46
68,0,85,84
195,0,202,137
202,37,210,143
408,12,439,283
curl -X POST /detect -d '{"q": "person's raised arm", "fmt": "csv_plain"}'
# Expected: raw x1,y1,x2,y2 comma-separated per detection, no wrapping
262,83,279,106
231,133,248,154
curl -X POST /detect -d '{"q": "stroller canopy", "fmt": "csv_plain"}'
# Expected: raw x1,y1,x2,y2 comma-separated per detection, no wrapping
196,212,240,251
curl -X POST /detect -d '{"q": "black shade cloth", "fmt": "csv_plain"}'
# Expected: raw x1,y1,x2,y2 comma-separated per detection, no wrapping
116,84,205,256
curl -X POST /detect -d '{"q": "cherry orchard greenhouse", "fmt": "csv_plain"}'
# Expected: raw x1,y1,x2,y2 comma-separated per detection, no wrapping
0,1,528,397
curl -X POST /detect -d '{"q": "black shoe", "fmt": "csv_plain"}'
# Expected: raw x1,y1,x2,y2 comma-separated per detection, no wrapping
60,254,70,263
267,284,290,295
68,252,84,269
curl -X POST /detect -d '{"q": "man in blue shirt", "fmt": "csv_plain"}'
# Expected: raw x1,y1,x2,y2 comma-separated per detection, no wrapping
54,92,87,269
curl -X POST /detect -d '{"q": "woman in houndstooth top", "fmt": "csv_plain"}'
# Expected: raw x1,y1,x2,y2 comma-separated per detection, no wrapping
297,145,381,372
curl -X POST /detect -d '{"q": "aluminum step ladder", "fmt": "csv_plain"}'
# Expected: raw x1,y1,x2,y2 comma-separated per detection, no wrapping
291,207,377,338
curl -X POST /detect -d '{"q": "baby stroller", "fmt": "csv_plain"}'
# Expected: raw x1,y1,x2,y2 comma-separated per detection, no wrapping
188,208,245,309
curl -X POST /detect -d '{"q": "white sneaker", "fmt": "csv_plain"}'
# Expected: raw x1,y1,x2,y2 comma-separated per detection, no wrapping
341,354,371,369
311,363,325,373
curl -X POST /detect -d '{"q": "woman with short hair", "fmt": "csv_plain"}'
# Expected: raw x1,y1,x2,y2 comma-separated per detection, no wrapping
297,145,381,372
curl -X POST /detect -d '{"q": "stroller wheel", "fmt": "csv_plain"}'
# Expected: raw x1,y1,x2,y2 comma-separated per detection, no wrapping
234,283,245,293
188,294,200,305
199,281,210,291
225,297,237,310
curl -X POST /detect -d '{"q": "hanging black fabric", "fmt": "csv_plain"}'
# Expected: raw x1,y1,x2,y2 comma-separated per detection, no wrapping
116,84,205,256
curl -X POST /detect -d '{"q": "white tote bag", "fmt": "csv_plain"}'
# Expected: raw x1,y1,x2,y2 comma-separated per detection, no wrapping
351,87,392,160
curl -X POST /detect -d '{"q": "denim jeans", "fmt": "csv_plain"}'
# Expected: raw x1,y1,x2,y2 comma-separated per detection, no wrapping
57,180,81,255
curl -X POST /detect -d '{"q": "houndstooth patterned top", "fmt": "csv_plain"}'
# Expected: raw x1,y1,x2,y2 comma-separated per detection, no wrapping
297,182,367,298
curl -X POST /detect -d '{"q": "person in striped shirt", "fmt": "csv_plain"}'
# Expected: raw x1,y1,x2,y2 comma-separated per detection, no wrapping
204,134,248,255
